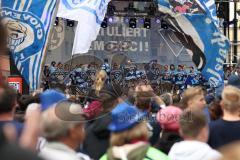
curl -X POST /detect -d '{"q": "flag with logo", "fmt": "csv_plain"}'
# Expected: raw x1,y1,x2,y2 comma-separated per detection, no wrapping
158,0,230,87
0,0,58,90
57,0,110,54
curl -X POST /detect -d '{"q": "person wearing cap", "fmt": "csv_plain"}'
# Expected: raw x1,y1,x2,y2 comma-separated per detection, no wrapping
227,74,240,89
168,110,221,160
100,102,169,160
40,89,67,111
39,101,90,160
208,86,240,149
156,106,183,154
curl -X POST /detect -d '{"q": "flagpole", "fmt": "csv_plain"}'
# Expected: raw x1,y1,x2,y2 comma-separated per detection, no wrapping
38,0,60,90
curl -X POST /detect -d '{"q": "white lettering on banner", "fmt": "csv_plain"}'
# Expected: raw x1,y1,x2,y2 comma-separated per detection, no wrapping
94,41,104,50
129,41,138,52
207,31,228,87
99,26,147,37
23,14,43,39
89,41,149,52
204,0,218,23
207,68,222,81
219,48,227,58
211,32,227,47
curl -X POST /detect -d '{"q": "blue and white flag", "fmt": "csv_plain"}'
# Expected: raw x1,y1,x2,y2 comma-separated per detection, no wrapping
0,0,58,90
57,0,110,54
158,0,230,87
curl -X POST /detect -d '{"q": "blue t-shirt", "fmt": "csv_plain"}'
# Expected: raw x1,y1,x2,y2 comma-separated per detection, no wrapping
208,119,240,149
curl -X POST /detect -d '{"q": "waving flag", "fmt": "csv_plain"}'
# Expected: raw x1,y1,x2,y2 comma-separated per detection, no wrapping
158,0,230,87
57,0,110,54
0,0,58,90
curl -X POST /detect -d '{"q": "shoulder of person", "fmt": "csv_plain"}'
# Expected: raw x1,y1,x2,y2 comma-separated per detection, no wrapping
146,146,170,160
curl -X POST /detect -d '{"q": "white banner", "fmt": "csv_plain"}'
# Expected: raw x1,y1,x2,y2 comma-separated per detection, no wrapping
57,0,110,54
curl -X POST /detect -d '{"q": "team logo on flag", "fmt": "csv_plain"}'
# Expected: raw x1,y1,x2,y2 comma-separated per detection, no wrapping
1,8,45,61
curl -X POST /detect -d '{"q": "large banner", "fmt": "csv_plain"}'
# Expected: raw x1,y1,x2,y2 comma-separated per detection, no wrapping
46,18,194,66
158,0,230,87
46,17,194,66
0,0,58,90
57,0,110,54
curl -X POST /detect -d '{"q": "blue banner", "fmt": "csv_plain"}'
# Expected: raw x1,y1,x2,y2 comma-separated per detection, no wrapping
158,0,230,87
0,0,58,90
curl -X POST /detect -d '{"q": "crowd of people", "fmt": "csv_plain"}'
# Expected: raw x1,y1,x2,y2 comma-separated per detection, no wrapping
42,59,216,96
1,17,240,160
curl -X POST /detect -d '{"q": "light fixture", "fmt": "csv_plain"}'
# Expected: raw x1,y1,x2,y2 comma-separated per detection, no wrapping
66,19,74,27
101,18,108,28
144,18,151,29
129,18,137,28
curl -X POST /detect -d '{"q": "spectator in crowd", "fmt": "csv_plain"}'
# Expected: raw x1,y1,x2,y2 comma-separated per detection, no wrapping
57,62,64,71
0,86,23,138
156,106,183,154
168,110,221,160
227,74,240,89
209,99,223,121
181,86,206,110
82,78,124,159
49,61,57,74
101,59,111,76
15,94,40,122
40,89,67,111
0,127,43,160
134,85,163,146
39,102,90,160
160,93,173,106
232,63,240,76
42,65,50,90
208,86,240,149
82,101,111,160
100,102,170,160
181,86,210,121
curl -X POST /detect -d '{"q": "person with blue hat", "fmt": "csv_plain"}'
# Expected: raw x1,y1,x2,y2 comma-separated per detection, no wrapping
40,89,67,111
100,102,170,160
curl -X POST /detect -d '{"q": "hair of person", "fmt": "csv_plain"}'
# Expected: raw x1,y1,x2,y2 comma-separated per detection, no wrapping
160,93,173,106
51,61,56,65
40,106,83,141
94,70,107,96
179,109,207,138
135,91,155,111
221,86,240,113
180,86,204,109
209,100,223,121
0,86,17,114
17,94,40,112
172,93,181,105
110,122,150,146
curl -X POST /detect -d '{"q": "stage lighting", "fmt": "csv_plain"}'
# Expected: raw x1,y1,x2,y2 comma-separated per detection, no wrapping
155,18,161,24
161,20,168,29
124,17,129,23
129,18,137,28
108,17,113,23
54,17,59,26
101,18,108,28
67,19,74,27
144,18,151,29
